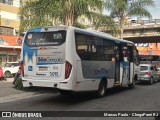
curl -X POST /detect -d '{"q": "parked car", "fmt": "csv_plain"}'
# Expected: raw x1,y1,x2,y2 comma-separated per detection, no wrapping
139,64,160,85
2,62,20,78
0,67,3,79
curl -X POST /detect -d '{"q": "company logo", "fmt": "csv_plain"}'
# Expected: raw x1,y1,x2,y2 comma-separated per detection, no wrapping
2,112,11,117
28,66,33,71
36,73,46,76
39,66,48,68
95,68,108,75
1,112,42,118
37,57,62,63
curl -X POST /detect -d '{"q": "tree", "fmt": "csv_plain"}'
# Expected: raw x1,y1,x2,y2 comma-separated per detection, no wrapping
19,0,104,33
92,13,120,36
105,0,155,39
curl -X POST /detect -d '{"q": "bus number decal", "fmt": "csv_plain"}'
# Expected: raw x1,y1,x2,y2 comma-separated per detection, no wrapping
50,72,59,76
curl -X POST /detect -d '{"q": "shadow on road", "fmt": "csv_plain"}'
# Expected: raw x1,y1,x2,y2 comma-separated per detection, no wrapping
135,81,160,86
32,86,131,106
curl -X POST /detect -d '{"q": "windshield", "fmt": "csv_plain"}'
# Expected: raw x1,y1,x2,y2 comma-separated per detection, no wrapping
140,66,148,71
25,30,66,46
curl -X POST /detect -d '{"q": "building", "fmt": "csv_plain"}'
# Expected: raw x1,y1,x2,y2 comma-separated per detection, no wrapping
0,0,20,35
0,0,22,66
0,34,22,65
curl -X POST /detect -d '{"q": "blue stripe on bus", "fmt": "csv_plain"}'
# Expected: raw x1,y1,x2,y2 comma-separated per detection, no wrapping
28,28,41,32
37,62,64,65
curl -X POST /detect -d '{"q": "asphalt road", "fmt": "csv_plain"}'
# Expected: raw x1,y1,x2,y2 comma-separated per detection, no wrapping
0,81,160,120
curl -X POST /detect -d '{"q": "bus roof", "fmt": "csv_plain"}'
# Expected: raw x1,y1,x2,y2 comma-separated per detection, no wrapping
27,26,134,45
74,27,134,45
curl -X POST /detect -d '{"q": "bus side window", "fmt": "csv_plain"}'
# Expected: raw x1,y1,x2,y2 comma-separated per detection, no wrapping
122,46,128,62
75,33,92,60
103,40,115,61
121,46,134,62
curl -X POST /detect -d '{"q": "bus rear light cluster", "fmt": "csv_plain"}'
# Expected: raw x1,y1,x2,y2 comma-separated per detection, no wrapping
65,61,72,79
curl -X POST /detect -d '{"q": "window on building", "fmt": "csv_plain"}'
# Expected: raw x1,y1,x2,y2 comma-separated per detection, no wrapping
1,0,13,5
0,27,4,34
8,55,17,62
0,27,13,35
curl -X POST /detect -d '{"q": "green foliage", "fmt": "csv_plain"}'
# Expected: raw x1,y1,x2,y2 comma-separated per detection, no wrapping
91,13,120,36
105,0,155,38
73,22,86,29
19,0,105,34
13,78,36,92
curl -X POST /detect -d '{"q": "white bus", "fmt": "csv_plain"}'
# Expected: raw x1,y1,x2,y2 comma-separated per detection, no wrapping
21,26,140,97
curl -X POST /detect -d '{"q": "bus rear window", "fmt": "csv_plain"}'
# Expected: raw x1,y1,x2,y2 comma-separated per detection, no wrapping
25,31,66,46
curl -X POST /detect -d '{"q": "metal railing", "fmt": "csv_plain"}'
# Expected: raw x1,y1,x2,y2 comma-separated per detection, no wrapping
124,19,160,29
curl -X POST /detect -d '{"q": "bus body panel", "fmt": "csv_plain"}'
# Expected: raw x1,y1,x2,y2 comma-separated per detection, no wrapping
22,27,69,89
120,61,130,85
21,26,139,94
130,62,134,83
76,61,115,91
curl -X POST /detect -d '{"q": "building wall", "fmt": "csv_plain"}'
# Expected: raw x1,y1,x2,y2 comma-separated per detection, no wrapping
0,48,21,66
0,34,22,66
0,0,20,35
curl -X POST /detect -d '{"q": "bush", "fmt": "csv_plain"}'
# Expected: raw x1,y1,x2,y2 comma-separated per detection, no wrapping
13,78,36,91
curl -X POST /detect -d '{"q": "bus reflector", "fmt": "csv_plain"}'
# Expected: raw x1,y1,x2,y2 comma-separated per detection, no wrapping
65,61,72,79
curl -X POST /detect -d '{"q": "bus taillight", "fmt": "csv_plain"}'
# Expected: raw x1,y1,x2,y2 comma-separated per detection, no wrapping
65,61,72,79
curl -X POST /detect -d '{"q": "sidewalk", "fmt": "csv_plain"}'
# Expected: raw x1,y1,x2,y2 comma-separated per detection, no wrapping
0,78,43,103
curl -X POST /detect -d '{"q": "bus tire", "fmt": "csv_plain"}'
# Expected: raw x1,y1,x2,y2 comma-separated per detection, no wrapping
128,80,135,89
96,80,107,98
128,76,136,89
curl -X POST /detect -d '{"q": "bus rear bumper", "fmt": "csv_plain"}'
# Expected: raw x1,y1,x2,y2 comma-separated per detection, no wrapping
22,78,73,91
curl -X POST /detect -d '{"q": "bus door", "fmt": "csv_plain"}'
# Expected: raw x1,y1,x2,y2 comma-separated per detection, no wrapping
120,46,131,85
115,44,121,84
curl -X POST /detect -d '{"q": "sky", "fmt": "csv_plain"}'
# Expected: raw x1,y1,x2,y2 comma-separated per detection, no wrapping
148,0,160,19
103,0,160,20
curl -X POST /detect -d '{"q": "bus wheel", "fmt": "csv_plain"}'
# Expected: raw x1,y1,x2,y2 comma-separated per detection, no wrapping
96,80,106,98
128,77,136,89
128,80,135,89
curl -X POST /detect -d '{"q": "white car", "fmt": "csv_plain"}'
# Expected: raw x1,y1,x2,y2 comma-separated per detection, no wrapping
2,62,20,78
